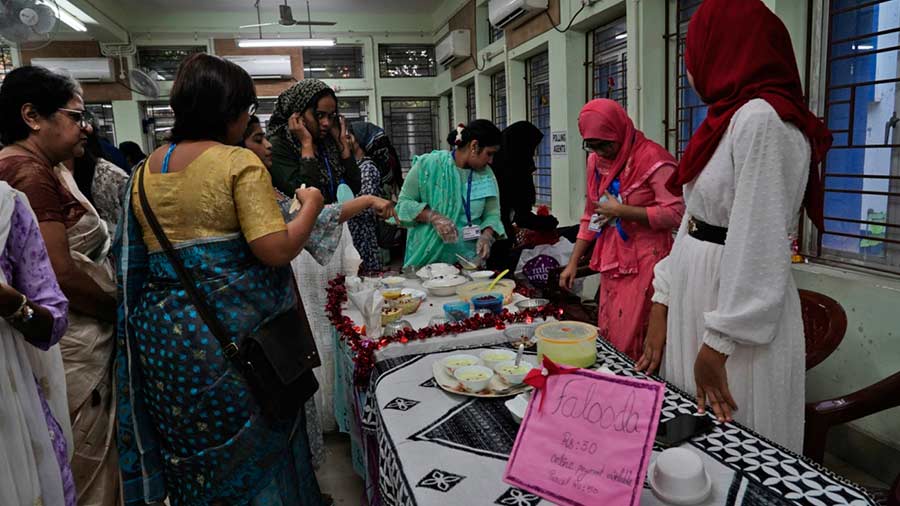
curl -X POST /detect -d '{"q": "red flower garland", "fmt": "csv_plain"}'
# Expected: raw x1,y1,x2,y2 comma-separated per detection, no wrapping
326,274,562,387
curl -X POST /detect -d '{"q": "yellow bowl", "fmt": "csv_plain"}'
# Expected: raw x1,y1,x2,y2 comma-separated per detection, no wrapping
381,307,403,325
456,280,516,305
393,295,423,315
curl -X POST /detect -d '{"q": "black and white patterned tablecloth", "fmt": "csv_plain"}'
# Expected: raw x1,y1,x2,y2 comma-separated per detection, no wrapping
363,340,878,506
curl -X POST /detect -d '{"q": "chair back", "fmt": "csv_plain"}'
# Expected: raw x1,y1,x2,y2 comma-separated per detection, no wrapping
800,289,847,370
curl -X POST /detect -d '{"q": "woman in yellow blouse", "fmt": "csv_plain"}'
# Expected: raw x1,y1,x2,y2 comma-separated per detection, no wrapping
114,53,331,506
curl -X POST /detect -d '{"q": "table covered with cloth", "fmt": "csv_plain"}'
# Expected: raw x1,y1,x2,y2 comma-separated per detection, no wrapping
361,339,879,506
330,278,535,492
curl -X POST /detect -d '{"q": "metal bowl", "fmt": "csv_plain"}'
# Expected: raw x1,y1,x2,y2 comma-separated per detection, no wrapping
515,298,549,310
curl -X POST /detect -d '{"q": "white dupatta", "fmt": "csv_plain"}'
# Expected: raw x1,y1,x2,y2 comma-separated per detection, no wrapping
0,181,72,506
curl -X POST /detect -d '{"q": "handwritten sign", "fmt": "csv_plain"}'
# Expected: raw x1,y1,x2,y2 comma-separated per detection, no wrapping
504,369,664,506
551,130,567,157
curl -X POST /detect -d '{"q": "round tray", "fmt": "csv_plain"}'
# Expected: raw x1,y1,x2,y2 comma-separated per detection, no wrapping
432,355,536,398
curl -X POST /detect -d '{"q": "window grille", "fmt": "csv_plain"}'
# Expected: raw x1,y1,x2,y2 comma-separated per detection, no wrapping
675,0,706,158
382,98,440,175
86,103,116,145
590,17,628,107
491,71,508,130
136,46,206,81
466,83,476,123
303,46,364,79
527,52,552,205
378,44,437,78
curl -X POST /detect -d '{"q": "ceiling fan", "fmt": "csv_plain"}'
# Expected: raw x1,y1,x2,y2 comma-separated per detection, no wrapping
240,0,336,29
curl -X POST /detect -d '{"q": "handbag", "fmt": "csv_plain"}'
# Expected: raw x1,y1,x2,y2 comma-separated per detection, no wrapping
136,163,320,424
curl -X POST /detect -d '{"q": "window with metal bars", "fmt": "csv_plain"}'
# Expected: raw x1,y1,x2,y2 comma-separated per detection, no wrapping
86,103,116,145
466,83,477,123
303,46,364,79
489,22,505,44
589,17,628,107
491,71,508,130
136,46,206,81
0,45,13,82
338,97,369,124
378,44,437,78
141,102,174,151
382,98,440,175
446,92,455,131
675,0,706,159
527,52,552,205
804,0,900,274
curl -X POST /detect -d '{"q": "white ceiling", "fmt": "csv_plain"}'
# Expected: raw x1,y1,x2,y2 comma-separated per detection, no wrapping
115,0,445,14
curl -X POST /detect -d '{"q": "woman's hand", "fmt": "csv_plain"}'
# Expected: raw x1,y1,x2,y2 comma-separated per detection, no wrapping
288,112,313,148
350,133,366,161
595,192,623,219
476,228,495,259
694,344,737,422
295,186,324,214
332,116,352,158
0,282,23,317
370,196,398,221
427,211,458,244
635,303,668,374
558,263,577,290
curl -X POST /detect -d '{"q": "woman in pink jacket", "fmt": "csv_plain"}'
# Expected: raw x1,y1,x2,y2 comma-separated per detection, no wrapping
560,99,684,360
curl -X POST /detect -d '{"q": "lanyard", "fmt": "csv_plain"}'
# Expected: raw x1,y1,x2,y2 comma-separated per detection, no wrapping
462,167,474,226
594,169,629,242
161,143,177,174
320,149,345,200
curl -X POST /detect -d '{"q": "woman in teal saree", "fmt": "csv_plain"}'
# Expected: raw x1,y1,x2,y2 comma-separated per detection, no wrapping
114,54,336,506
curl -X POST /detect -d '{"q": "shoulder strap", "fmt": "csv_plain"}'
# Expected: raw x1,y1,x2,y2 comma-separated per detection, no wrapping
136,164,241,360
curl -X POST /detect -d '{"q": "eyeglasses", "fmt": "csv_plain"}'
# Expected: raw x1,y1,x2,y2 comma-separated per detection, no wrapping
313,110,339,122
582,139,615,153
249,101,259,116
57,108,92,129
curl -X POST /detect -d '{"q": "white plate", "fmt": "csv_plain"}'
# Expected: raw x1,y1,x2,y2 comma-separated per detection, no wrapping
432,355,536,398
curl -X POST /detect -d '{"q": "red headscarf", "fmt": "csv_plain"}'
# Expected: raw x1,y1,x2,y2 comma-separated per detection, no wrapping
578,99,675,201
669,0,832,229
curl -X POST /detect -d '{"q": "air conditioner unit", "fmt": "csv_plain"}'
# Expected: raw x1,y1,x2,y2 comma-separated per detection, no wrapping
436,29,471,68
31,57,114,82
489,0,548,30
224,55,292,79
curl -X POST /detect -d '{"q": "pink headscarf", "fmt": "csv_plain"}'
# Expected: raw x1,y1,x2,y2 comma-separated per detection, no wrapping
578,99,676,201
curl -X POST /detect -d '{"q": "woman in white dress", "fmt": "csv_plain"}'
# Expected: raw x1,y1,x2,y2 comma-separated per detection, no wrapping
635,0,832,452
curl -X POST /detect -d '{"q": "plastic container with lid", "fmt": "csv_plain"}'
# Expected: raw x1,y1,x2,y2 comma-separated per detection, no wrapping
535,321,598,368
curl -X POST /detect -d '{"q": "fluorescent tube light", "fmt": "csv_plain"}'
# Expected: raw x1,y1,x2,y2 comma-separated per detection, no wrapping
615,33,627,40
54,0,98,23
237,38,336,48
856,44,874,50
36,0,95,31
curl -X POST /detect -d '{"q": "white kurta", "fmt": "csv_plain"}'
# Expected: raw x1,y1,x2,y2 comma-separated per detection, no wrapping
652,99,810,452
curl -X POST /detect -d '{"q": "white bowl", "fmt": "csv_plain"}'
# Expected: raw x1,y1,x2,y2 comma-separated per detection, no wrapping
505,392,530,423
422,275,468,296
416,263,460,280
494,361,532,386
381,276,407,288
441,354,480,375
479,349,518,371
648,448,712,505
453,365,494,393
468,270,495,280
400,288,427,300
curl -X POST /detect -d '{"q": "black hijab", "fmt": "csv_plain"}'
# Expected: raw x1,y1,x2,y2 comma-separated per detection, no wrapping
492,121,546,232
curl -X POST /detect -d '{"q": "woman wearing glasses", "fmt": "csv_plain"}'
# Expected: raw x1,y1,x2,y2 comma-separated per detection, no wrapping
0,66,121,505
559,99,684,361
268,79,386,273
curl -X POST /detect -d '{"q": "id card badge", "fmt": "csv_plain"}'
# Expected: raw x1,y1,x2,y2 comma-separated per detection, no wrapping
588,213,604,232
462,224,481,241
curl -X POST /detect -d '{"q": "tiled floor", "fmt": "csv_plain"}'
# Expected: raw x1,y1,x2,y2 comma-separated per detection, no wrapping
316,432,366,506
825,452,889,490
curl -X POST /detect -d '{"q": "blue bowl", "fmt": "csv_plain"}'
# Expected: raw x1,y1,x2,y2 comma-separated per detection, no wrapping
443,301,471,322
471,292,505,314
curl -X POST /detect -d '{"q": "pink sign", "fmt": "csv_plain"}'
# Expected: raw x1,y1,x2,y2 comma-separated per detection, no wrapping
503,368,665,506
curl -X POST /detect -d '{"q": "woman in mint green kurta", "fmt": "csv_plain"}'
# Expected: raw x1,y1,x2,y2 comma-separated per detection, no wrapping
397,120,506,268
